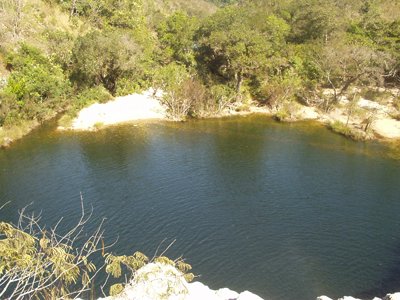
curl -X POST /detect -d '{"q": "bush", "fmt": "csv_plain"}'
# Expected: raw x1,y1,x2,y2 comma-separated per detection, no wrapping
2,44,71,124
74,86,112,109
0,204,194,299
0,204,105,299
5,64,70,105
153,63,192,120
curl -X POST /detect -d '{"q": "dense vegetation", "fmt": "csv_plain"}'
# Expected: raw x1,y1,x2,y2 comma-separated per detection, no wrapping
0,0,399,132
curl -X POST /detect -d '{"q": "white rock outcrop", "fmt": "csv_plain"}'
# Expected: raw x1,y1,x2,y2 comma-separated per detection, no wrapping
98,262,263,300
316,292,400,300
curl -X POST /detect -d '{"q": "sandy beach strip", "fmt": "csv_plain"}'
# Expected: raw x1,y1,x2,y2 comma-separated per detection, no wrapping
66,89,167,131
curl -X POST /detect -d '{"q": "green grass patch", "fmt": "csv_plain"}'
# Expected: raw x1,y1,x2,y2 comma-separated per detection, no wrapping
328,120,366,141
0,120,39,148
360,89,393,104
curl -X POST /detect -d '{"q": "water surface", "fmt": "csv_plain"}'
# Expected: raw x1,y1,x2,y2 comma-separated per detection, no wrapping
1,115,400,300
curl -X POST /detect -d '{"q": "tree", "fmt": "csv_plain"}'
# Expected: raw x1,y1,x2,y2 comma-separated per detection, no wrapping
313,40,389,110
153,63,193,120
70,30,144,95
286,0,343,44
157,11,199,68
196,7,273,98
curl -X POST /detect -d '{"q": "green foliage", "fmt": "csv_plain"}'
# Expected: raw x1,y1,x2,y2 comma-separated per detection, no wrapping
258,71,303,109
71,30,148,95
1,0,400,142
45,29,76,69
329,120,366,140
153,63,194,120
110,283,125,296
197,7,271,93
2,44,71,124
0,206,195,299
74,86,112,108
157,11,199,68
0,211,101,299
105,251,149,278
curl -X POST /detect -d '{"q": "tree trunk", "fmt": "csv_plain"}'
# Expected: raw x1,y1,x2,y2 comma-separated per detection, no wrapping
70,0,77,17
235,70,243,101
12,0,24,38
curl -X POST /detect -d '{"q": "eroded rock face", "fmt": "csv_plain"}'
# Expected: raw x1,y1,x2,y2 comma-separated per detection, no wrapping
98,262,264,300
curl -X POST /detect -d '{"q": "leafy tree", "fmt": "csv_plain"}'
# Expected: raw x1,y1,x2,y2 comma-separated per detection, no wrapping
153,63,193,120
70,30,145,95
313,40,390,110
157,11,199,68
285,0,344,44
197,7,273,97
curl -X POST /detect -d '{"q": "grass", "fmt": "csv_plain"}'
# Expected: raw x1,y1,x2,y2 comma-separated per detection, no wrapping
57,113,75,128
328,120,366,141
274,108,290,121
93,122,105,130
0,120,39,148
360,89,393,104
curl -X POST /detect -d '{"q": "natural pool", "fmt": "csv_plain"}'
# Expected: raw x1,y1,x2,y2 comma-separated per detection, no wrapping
1,115,400,300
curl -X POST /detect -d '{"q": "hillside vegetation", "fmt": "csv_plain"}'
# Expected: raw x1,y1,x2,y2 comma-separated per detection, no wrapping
0,0,399,143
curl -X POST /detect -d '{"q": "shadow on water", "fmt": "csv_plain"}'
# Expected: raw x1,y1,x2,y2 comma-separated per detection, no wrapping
356,244,400,299
2,115,400,300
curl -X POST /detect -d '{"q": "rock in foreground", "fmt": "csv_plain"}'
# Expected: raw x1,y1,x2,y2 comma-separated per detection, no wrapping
98,262,263,300
316,293,400,300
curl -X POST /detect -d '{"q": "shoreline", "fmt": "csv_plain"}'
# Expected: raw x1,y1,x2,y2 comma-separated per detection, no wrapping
2,89,400,148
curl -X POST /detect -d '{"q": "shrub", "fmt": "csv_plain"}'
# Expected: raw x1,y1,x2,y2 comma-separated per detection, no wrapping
2,44,71,124
153,63,192,120
0,204,194,299
74,86,112,109
0,204,106,299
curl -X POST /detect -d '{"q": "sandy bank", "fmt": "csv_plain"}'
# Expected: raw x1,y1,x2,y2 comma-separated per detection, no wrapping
294,96,400,140
58,86,400,141
61,89,167,131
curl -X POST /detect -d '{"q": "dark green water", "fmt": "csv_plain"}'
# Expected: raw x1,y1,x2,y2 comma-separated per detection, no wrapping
1,115,400,300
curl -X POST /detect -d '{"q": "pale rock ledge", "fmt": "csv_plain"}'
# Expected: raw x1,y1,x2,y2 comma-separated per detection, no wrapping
96,262,263,300
316,293,400,300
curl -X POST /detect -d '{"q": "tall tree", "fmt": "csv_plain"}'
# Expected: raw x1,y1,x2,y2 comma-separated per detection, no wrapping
157,11,199,68
197,7,287,97
70,30,144,94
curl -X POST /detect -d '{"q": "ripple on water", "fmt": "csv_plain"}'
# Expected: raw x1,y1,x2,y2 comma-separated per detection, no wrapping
1,116,400,300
